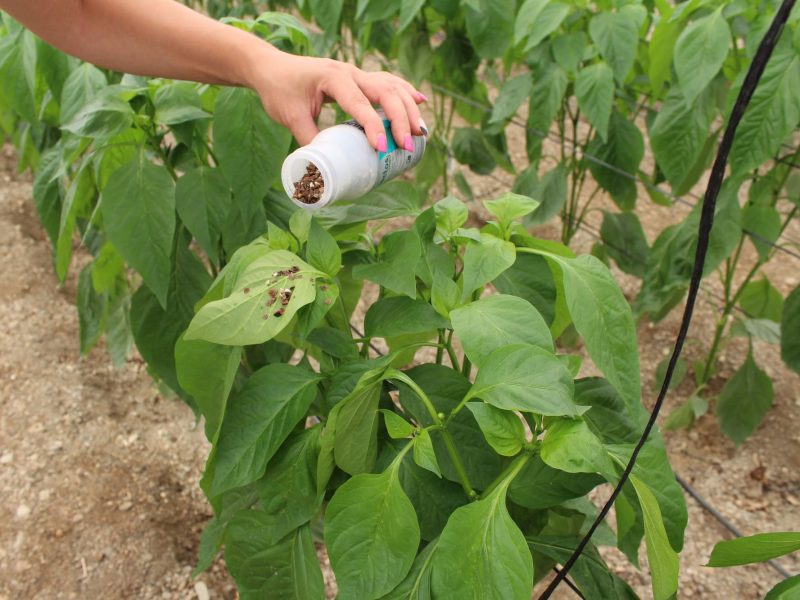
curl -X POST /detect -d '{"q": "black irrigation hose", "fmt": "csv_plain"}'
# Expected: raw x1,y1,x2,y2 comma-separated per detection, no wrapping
676,475,793,579
539,0,798,595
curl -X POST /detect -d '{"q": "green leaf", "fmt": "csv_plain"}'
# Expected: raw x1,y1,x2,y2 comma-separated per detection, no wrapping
461,234,516,300
552,32,588,73
674,8,730,104
524,163,568,227
185,250,322,345
743,205,781,262
153,82,210,125
514,0,548,45
365,297,449,338
325,463,421,600
431,484,533,600
654,355,688,391
510,457,603,509
735,318,781,345
0,29,37,122
630,476,679,600
175,167,231,265
56,162,95,281
782,285,800,374
77,264,108,355
465,403,525,457
255,427,323,537
174,336,241,442
398,0,426,32
650,86,717,192
547,254,641,416
62,92,134,139
730,38,800,173
492,252,556,326
413,429,442,477
205,363,320,497
541,419,615,476
649,7,682,95
102,153,175,308
589,6,646,84
452,127,496,175
707,532,800,567
316,181,422,227
489,73,532,125
31,145,63,245
433,196,469,235
306,218,342,278
465,344,580,416
353,229,421,297
483,192,540,230
599,211,649,278
586,112,644,210
451,294,552,368
715,351,774,444
765,575,800,600
59,62,107,125
309,0,343,33
335,371,386,475
225,516,324,600
663,394,708,431
739,277,784,322
465,0,514,59
524,3,570,52
575,63,614,141
382,410,415,439
526,66,567,164
380,539,437,599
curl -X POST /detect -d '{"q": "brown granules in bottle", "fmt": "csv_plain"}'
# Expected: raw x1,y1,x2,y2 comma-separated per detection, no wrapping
292,163,325,204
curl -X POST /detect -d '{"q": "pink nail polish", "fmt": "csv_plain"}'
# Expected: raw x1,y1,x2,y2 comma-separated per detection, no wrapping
403,135,414,152
417,92,429,102
377,134,388,153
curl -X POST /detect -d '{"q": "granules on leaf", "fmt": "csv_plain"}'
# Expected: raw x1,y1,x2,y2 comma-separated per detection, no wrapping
293,163,324,204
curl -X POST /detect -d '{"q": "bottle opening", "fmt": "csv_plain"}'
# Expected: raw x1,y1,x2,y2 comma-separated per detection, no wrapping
291,162,326,206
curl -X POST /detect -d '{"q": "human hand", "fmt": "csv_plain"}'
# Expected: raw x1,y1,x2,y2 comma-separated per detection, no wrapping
246,47,427,152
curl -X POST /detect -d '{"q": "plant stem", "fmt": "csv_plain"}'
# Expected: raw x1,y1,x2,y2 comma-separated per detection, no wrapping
387,369,475,498
436,329,445,364
444,329,459,370
479,451,532,499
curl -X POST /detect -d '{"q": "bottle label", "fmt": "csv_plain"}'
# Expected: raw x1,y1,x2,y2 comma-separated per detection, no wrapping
345,118,426,187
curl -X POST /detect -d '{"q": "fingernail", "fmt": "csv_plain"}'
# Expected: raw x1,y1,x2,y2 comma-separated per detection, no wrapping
419,118,428,136
377,134,388,153
417,92,429,102
403,135,414,152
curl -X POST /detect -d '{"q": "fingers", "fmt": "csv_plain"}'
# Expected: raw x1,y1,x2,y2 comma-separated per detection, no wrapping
326,77,386,151
289,111,320,146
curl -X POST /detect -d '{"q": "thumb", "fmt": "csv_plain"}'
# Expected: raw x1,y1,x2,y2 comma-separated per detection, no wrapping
288,112,320,146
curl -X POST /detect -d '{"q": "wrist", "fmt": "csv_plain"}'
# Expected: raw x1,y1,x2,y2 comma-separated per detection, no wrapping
235,33,282,90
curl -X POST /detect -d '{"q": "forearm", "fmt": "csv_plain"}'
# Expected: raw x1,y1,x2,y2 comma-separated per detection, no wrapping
1,0,273,88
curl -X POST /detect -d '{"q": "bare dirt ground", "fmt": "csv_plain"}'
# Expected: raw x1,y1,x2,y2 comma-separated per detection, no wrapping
0,113,798,600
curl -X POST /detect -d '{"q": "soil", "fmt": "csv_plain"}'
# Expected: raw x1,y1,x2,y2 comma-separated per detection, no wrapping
1,93,798,600
293,163,325,205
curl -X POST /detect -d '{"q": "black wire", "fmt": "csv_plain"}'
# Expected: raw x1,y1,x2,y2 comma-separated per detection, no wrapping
552,567,587,599
539,0,798,594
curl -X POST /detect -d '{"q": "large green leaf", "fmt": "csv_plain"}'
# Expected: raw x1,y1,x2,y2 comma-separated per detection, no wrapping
102,153,175,308
781,285,800,374
716,350,774,444
461,235,516,300
523,163,568,227
185,250,322,345
380,539,438,600
56,162,95,281
589,5,646,84
523,2,571,52
575,62,614,141
175,166,231,265
305,218,342,279
743,205,781,262
174,336,241,442
464,0,514,59
649,5,681,95
31,145,63,245
586,111,644,210
225,515,324,600
450,294,552,368
0,28,36,122
364,296,449,338
492,251,556,326
204,363,321,497
62,92,134,140
316,181,422,227
465,403,525,457
353,229,421,298
465,344,580,416
599,211,649,278
739,277,784,322
674,8,730,104
153,81,210,125
730,38,800,173
547,254,641,416
77,263,108,355
325,462,421,600
399,460,468,541
541,418,615,477
430,484,533,599
489,73,532,126
630,476,679,600
452,127,496,175
59,62,107,125
707,532,800,567
334,371,386,475
526,66,567,164
765,575,800,600
509,457,603,509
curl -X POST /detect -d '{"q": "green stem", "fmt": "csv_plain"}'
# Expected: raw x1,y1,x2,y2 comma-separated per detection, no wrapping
387,369,474,498
436,329,445,365
479,451,532,499
444,329,459,370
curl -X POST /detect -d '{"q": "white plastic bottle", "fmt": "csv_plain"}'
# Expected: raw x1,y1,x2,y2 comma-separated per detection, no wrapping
281,114,427,209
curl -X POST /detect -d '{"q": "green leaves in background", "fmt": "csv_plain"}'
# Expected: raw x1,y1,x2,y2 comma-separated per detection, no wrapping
715,350,773,444
587,111,644,210
599,211,649,278
464,0,514,59
353,229,420,297
326,461,420,600
575,63,614,141
781,285,800,374
707,532,800,567
102,152,175,307
334,370,386,475
589,5,645,84
175,166,231,265
488,73,532,126
365,296,448,338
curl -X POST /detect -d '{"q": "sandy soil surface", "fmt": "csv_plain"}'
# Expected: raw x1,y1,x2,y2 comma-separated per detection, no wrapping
0,110,798,600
